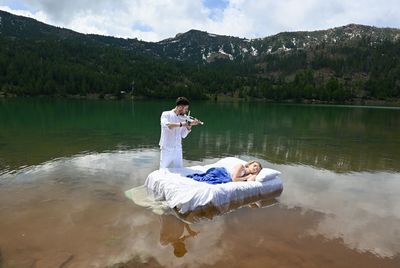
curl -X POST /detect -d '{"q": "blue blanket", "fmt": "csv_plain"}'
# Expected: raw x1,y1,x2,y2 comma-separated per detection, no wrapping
187,167,232,185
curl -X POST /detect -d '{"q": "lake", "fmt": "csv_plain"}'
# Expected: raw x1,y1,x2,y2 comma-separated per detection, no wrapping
0,98,399,267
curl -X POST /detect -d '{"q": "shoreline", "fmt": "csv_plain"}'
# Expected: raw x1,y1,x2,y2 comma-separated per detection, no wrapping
1,93,400,107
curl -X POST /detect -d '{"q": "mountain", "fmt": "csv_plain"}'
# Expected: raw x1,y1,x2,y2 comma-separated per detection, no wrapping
0,10,148,48
2,10,400,63
1,9,400,102
254,23,400,52
155,24,400,63
0,10,255,62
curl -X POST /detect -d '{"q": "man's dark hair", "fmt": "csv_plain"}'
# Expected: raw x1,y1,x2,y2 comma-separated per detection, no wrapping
176,97,190,106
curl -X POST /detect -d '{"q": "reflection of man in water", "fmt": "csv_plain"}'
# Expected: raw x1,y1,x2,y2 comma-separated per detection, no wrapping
159,215,199,258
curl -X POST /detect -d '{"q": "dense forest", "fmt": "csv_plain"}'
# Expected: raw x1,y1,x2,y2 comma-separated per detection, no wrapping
1,11,400,102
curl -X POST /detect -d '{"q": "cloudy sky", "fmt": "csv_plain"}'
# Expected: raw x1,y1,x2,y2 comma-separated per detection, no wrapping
1,0,400,42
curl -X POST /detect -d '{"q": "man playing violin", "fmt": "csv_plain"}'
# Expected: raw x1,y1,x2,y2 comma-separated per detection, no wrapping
159,97,201,168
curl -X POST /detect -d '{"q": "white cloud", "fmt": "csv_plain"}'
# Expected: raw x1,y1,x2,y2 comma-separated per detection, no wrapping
1,0,400,41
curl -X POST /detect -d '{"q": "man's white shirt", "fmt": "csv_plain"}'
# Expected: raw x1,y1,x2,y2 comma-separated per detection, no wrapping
159,110,191,149
159,110,191,168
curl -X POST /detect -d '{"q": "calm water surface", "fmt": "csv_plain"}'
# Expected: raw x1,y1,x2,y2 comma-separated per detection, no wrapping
0,99,399,267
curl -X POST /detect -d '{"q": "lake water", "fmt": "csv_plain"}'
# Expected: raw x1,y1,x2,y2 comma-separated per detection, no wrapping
0,99,399,267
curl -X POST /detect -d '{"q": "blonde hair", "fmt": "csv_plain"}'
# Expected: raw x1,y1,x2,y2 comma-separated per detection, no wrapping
245,160,262,170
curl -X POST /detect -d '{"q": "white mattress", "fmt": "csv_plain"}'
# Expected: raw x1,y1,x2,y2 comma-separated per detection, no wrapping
141,157,283,213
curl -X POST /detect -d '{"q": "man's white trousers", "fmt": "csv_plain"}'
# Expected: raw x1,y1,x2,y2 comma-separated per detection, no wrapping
160,147,183,168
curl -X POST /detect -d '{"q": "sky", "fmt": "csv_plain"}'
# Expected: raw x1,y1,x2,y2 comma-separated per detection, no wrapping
1,0,400,42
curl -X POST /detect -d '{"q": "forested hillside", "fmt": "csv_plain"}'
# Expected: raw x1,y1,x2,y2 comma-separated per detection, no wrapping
1,10,400,102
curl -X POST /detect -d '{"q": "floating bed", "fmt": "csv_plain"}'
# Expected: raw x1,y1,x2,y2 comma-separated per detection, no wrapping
126,157,283,214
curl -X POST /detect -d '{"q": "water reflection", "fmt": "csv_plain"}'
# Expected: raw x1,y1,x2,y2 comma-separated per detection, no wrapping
275,163,400,258
159,215,199,257
0,149,400,267
185,102,400,172
187,129,400,173
1,99,400,172
126,184,281,224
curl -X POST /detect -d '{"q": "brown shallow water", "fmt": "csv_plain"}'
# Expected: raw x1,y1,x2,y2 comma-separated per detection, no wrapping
0,150,399,268
1,99,400,267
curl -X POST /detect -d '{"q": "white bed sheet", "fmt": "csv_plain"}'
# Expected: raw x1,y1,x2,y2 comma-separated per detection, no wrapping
143,157,283,213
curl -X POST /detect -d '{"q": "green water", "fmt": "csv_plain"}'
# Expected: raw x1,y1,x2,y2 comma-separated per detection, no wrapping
1,98,399,172
0,98,400,267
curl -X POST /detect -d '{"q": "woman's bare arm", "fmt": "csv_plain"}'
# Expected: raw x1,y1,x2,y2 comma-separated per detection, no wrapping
231,164,247,182
245,174,257,181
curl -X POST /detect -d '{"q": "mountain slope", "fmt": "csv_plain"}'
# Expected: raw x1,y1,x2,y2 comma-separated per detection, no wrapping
1,9,400,102
2,9,400,63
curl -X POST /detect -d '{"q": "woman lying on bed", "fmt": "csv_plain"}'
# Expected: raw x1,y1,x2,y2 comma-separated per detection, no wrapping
187,160,262,184
231,160,262,182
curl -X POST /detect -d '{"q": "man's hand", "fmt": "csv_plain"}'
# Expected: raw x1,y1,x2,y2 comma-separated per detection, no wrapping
191,119,200,126
179,121,191,130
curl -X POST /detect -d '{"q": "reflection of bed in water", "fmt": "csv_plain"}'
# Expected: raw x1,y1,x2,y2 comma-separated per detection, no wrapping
125,184,281,224
174,191,282,224
125,157,283,215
